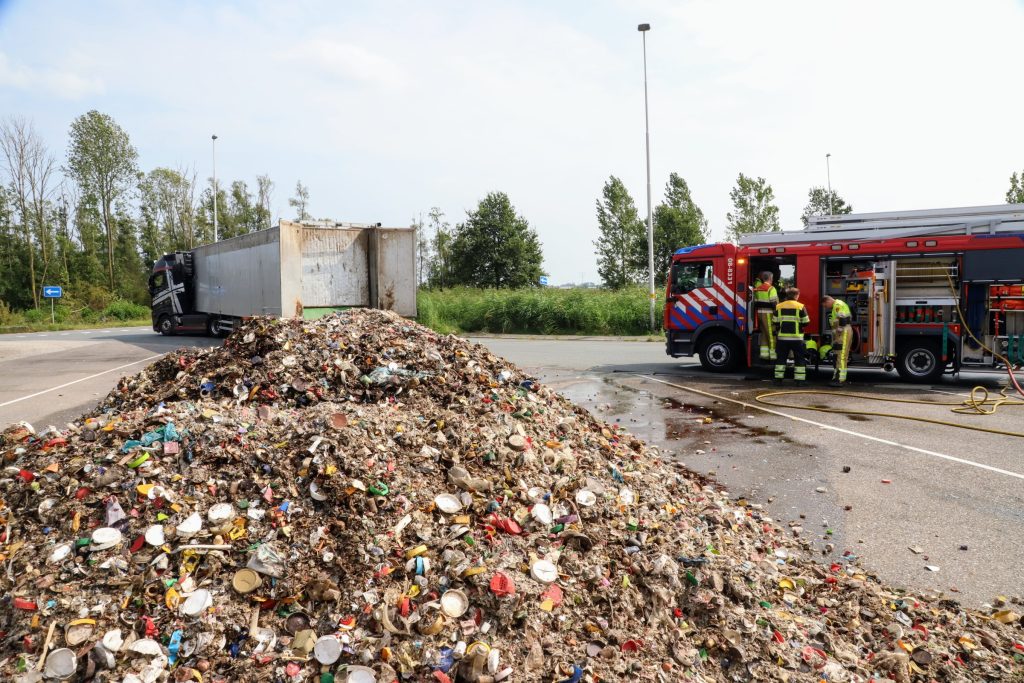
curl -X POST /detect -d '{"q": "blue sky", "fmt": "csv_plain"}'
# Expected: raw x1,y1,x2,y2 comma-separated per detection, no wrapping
3,0,1023,283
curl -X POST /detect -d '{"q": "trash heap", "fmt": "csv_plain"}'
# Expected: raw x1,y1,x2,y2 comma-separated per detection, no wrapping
0,310,1021,683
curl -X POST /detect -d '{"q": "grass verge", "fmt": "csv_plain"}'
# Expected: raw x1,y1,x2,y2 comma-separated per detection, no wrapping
417,287,662,336
0,299,151,334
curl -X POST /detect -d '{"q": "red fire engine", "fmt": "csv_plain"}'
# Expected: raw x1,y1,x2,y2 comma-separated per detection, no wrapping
664,204,1024,382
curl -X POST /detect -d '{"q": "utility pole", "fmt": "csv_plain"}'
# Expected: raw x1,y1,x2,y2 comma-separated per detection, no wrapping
638,22,655,331
826,153,833,216
212,134,219,242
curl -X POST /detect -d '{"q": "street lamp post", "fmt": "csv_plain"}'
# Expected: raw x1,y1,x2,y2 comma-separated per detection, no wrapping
212,134,219,243
825,153,833,216
638,22,655,331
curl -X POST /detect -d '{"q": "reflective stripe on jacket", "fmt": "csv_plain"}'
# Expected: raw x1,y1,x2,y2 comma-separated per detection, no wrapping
753,283,778,309
829,299,852,328
775,300,810,339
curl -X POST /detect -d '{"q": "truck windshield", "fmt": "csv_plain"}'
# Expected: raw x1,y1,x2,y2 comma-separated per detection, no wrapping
671,261,713,294
149,272,166,294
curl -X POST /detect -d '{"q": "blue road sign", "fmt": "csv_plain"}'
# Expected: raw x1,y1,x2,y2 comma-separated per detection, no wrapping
42,286,63,299
538,276,549,286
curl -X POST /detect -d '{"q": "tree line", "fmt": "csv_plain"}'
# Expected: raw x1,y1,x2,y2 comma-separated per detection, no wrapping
415,173,858,291
4,109,1023,312
0,111,315,312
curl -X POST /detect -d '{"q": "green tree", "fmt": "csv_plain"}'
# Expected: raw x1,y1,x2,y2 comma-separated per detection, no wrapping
112,209,147,303
0,185,32,309
411,213,431,287
801,186,852,225
1007,172,1024,204
0,118,35,307
726,173,779,242
195,186,229,244
427,207,453,289
256,174,274,229
228,180,266,236
65,111,139,291
653,173,708,285
289,180,311,221
138,167,197,261
449,192,544,288
594,176,644,289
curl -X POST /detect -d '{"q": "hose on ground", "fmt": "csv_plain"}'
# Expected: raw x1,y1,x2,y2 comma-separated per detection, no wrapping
755,387,1024,438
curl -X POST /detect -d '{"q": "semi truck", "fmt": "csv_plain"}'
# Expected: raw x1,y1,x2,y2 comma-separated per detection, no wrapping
149,220,417,336
664,204,1024,382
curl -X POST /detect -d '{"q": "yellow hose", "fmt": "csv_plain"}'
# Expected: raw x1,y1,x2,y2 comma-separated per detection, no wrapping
755,387,1024,438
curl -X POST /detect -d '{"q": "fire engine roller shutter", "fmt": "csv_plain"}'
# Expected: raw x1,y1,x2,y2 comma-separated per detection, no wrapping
962,249,1024,282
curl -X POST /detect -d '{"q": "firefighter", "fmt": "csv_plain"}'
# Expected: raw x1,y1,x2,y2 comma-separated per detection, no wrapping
774,287,810,385
753,271,778,361
822,295,853,387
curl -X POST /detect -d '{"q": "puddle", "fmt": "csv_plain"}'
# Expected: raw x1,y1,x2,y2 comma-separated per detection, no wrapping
847,414,871,422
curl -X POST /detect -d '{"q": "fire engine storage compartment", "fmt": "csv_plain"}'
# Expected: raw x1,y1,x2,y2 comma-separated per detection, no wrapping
192,220,417,320
961,249,1024,365
821,259,897,363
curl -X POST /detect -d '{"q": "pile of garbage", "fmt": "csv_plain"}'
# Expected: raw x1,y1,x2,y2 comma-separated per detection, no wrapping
0,310,1020,682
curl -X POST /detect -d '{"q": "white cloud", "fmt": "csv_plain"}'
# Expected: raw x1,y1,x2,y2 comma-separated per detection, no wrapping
279,38,408,90
0,51,103,99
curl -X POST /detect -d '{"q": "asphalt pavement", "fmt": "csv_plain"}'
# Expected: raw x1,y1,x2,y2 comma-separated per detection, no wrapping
0,326,218,429
1,327,1022,607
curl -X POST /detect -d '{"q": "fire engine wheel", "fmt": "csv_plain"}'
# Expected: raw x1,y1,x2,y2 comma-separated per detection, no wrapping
896,341,943,383
698,332,741,373
157,315,176,337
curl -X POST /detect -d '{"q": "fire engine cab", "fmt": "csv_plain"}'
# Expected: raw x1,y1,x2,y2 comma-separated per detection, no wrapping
664,204,1024,382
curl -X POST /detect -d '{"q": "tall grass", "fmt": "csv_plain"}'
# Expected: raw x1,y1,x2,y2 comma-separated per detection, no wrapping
0,299,151,333
417,287,659,336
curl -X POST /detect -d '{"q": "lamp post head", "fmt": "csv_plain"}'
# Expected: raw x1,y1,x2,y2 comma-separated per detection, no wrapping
638,23,650,31
212,134,218,141
826,152,830,158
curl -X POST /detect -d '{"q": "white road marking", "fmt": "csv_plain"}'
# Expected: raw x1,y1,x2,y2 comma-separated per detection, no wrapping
81,331,92,334
636,374,1024,481
923,387,970,397
60,332,70,336
0,354,164,408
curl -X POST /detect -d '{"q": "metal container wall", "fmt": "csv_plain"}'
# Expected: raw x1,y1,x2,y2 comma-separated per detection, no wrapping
372,228,417,317
193,227,283,317
190,221,417,320
298,226,370,307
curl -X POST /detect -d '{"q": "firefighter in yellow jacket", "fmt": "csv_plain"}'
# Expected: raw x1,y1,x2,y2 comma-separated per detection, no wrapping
753,271,778,361
774,287,811,385
822,295,853,387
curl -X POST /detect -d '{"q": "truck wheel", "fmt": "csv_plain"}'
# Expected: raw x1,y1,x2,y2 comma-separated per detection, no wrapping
206,317,219,337
698,332,741,372
157,315,175,336
896,341,943,383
